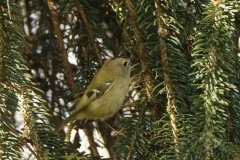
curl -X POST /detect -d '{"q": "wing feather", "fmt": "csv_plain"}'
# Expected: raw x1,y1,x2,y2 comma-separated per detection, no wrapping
56,80,115,132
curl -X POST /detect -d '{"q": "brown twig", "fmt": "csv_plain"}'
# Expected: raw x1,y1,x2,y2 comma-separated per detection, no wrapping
65,123,74,142
84,122,99,156
75,0,103,66
155,0,179,153
47,0,75,89
19,137,41,160
126,102,145,160
47,0,76,141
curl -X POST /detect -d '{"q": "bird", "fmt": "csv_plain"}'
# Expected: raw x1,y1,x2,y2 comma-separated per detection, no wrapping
56,57,132,133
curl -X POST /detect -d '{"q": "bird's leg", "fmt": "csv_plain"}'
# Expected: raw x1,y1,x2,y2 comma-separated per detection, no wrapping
104,121,126,138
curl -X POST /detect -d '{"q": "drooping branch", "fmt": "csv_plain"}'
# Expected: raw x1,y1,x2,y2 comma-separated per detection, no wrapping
155,0,178,151
75,0,103,66
47,0,75,89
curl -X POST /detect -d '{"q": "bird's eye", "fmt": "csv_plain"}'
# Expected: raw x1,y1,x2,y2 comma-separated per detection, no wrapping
123,61,128,67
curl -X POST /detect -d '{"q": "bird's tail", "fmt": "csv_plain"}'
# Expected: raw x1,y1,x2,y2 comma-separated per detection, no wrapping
56,103,86,133
56,114,76,133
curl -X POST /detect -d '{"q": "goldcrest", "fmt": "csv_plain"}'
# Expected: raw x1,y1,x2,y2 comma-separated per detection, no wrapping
57,57,132,132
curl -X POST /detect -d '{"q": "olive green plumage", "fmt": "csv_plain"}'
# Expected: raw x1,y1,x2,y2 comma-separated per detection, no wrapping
57,57,132,132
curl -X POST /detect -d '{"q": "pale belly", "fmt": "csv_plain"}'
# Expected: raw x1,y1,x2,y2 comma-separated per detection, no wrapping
76,78,129,120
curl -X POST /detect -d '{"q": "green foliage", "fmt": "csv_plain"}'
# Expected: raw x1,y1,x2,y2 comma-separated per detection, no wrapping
1,0,240,159
184,1,240,159
0,0,79,159
0,0,28,159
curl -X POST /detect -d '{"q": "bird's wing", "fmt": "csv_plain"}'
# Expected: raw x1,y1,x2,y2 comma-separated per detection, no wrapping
75,79,115,112
56,80,115,132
